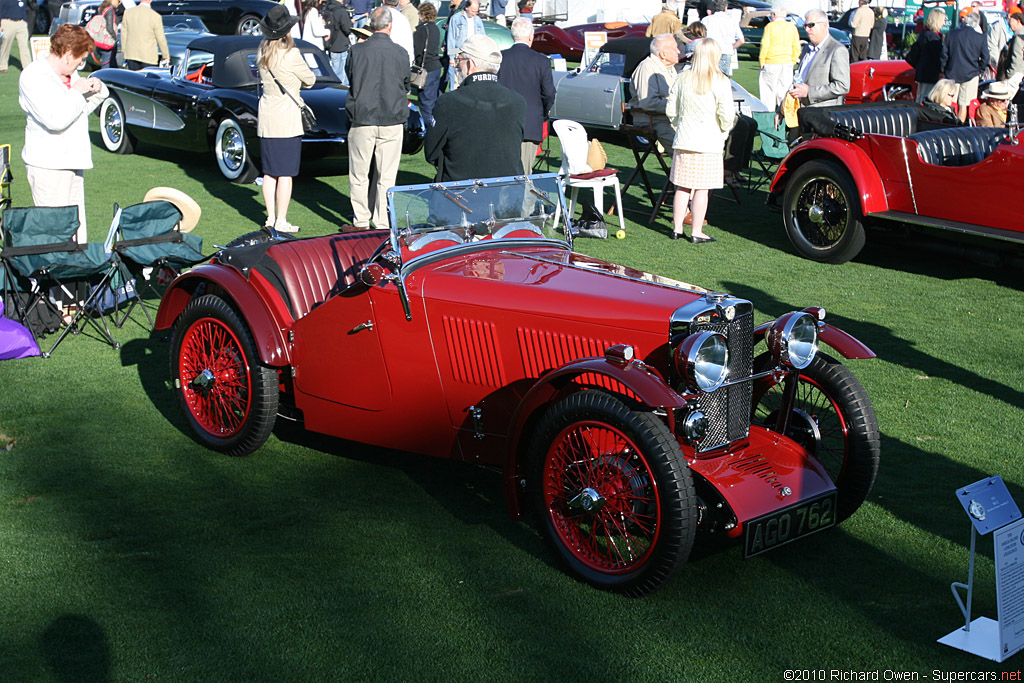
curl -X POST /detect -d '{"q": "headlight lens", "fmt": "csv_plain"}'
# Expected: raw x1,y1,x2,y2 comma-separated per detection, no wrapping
675,331,729,392
768,312,819,370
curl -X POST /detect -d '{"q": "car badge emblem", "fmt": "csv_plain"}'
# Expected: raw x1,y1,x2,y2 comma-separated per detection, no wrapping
969,500,986,521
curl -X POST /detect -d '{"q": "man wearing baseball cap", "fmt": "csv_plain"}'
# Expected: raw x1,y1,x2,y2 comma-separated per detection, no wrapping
424,34,525,182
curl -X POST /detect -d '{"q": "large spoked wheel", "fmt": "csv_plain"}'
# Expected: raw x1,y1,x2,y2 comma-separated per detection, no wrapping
171,294,279,456
783,160,866,264
236,14,262,35
214,118,258,184
528,391,696,597
751,352,880,523
99,95,135,155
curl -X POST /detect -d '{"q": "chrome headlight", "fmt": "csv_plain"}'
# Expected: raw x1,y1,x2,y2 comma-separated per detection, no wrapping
767,312,819,370
675,331,729,392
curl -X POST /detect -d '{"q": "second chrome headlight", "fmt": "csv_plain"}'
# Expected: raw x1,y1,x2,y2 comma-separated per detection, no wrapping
676,331,729,392
767,312,819,370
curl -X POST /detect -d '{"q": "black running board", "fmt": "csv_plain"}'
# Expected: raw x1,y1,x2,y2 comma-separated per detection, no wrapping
868,211,1024,244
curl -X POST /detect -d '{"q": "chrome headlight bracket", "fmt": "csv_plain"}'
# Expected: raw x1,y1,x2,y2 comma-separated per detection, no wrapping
767,312,819,370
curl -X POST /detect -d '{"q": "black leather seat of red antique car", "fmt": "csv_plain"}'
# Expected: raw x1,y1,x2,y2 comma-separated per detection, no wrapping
907,127,1007,167
827,106,920,137
219,231,388,321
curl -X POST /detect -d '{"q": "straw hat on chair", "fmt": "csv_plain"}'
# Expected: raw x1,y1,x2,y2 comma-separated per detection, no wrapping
143,187,202,233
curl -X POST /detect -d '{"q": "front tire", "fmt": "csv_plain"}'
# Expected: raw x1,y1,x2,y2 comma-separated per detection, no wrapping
214,117,258,184
528,391,696,597
782,160,866,264
236,14,261,35
99,95,135,155
171,294,279,456
751,353,880,523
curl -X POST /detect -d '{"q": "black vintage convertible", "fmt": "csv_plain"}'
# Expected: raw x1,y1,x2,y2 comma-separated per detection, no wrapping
92,36,425,183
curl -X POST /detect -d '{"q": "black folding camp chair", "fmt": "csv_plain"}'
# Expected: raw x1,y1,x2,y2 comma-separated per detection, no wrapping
104,200,205,329
0,205,119,357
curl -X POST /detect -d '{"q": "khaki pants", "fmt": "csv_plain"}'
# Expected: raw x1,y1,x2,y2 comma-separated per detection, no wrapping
26,166,88,244
348,124,403,229
520,141,538,176
954,76,980,118
0,18,30,71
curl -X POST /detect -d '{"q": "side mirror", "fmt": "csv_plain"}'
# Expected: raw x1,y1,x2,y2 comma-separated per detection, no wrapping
359,263,386,286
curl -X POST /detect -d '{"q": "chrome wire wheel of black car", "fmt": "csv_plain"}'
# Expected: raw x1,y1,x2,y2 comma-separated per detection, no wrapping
236,14,262,35
99,95,135,155
751,352,880,523
529,391,696,597
214,118,258,184
783,160,867,264
171,294,279,456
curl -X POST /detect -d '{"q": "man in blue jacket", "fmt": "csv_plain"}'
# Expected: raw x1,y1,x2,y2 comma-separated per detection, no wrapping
941,11,989,122
446,0,484,90
498,17,555,175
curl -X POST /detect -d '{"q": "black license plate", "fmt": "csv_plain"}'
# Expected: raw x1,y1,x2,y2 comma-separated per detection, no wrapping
743,492,838,558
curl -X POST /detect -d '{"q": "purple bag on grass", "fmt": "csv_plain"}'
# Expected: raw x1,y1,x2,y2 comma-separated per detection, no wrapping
0,299,41,360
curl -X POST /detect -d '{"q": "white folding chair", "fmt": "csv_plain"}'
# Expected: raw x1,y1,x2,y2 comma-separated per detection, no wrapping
551,119,624,235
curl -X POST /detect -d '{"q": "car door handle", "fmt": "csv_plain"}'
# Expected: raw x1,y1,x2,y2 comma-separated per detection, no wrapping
350,321,373,333
603,88,616,93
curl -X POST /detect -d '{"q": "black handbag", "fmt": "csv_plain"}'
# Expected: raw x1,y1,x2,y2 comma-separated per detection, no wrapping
410,28,430,90
266,67,317,132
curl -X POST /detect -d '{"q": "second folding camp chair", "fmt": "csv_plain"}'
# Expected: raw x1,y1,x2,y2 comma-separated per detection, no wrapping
746,111,791,194
104,199,205,329
0,205,119,357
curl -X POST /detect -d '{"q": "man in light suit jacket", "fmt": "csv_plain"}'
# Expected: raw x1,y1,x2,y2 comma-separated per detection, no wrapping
497,18,555,175
121,0,169,70
789,10,849,108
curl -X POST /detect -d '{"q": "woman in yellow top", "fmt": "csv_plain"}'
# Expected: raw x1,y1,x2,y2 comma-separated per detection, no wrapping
257,5,316,233
665,38,736,243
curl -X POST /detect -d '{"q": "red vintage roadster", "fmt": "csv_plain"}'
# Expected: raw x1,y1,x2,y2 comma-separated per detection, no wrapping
155,174,880,596
769,103,1024,264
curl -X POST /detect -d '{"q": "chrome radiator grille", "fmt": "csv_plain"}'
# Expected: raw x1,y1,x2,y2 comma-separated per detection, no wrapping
671,295,754,453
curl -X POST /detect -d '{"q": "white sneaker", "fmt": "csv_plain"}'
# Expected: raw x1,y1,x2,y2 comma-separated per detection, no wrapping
274,219,300,233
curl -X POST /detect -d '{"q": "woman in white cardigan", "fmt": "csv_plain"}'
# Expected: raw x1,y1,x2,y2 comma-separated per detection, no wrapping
664,38,735,243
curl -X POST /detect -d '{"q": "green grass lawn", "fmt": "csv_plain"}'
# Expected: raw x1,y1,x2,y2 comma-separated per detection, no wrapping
2,53,1024,682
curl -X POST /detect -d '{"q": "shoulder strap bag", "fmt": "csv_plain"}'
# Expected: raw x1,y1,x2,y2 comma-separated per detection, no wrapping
410,29,430,90
266,66,317,132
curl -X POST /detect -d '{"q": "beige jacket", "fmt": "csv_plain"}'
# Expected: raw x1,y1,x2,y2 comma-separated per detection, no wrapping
665,71,736,154
121,3,168,65
851,6,874,38
258,47,317,138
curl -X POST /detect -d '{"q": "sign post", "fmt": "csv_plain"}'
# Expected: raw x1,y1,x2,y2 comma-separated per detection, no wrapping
938,476,1024,661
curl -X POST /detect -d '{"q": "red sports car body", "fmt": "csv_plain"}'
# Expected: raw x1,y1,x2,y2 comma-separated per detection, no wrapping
532,21,649,61
769,104,1024,263
846,60,916,104
155,174,879,596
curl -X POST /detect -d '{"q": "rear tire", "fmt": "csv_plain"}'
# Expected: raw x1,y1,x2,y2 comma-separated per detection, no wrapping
171,294,279,456
528,391,696,597
782,160,866,264
214,118,258,184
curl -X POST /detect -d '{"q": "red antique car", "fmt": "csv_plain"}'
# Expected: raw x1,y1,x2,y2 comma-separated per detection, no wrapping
846,59,916,104
769,104,1024,264
156,174,880,596
531,21,649,61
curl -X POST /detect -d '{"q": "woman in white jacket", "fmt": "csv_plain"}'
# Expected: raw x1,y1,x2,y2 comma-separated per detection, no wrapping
292,0,330,50
665,38,735,243
18,23,108,244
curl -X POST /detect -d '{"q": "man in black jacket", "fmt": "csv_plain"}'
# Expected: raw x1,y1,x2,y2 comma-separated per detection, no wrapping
425,34,525,182
323,0,352,85
346,7,410,229
498,17,555,175
941,11,989,122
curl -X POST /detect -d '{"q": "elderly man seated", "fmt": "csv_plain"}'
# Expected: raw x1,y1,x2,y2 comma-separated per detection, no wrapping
628,33,680,151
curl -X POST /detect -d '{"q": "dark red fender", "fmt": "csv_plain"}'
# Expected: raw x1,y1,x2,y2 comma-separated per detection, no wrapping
771,138,889,215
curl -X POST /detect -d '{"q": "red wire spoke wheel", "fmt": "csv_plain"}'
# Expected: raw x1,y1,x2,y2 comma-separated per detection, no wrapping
751,352,880,523
171,294,279,456
178,316,251,438
529,391,696,597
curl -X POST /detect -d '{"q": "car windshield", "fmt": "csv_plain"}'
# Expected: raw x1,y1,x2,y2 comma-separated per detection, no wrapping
387,174,568,255
587,51,625,77
163,15,209,33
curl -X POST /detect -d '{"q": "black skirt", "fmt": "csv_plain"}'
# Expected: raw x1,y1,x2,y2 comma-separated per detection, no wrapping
260,136,302,177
